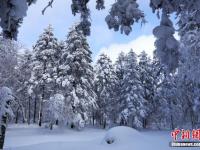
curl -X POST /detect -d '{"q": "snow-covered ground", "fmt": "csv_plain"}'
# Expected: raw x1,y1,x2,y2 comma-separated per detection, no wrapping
4,124,198,150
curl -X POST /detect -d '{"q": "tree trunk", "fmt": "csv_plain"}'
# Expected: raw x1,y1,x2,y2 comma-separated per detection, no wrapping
38,100,43,127
38,86,45,127
103,119,106,129
0,115,7,150
55,120,58,125
23,100,28,124
17,99,27,124
15,108,19,124
38,60,47,127
92,108,95,126
143,118,147,129
92,114,95,126
23,108,26,123
49,122,53,130
28,97,31,125
33,97,37,123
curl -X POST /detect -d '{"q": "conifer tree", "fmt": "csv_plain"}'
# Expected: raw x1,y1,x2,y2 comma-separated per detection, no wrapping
120,50,147,129
138,51,154,128
30,25,59,126
59,25,96,129
177,11,200,128
114,52,127,125
94,54,116,128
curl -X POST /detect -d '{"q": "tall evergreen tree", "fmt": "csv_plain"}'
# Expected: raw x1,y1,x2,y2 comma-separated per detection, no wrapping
114,52,127,125
30,25,59,126
154,74,182,129
59,25,96,129
146,55,164,128
120,50,147,129
94,54,116,128
177,11,200,128
138,51,154,128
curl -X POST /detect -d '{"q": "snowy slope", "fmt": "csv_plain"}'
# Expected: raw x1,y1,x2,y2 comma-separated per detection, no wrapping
4,124,198,150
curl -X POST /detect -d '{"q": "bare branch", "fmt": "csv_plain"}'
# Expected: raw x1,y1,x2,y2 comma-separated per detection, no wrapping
42,0,54,15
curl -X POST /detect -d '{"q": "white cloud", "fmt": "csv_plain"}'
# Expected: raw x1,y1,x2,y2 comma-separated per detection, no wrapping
96,34,156,62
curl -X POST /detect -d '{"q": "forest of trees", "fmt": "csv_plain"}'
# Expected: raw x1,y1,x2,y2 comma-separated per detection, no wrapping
1,24,200,133
1,0,200,149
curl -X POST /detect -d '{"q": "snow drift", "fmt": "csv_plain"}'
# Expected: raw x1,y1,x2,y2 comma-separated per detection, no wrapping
103,126,141,144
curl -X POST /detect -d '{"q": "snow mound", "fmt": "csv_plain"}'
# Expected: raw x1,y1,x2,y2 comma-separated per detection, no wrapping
103,126,141,145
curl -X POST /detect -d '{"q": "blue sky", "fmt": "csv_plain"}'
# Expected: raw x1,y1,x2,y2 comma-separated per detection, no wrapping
18,0,161,61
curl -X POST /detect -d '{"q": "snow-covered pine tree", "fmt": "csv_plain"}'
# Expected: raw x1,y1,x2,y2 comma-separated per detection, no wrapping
56,40,67,90
30,25,59,126
153,11,179,72
120,50,147,129
51,40,63,94
94,54,117,128
138,51,154,128
114,52,128,125
176,11,200,128
178,11,200,85
0,87,14,149
146,54,165,129
176,76,200,128
155,74,182,129
178,27,200,128
59,25,96,130
15,50,33,124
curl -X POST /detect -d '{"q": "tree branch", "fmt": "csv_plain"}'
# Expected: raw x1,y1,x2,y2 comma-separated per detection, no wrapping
42,0,54,15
